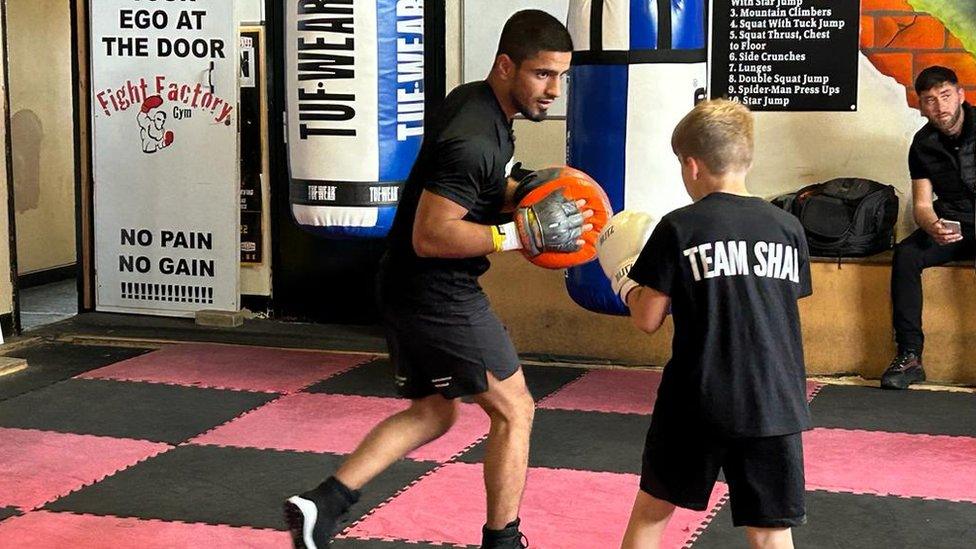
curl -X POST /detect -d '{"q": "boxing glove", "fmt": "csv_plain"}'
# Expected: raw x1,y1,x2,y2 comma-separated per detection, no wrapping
596,211,658,301
141,95,163,113
515,184,585,257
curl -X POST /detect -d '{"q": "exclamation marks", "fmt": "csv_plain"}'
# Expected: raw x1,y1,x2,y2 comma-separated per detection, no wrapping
120,283,216,305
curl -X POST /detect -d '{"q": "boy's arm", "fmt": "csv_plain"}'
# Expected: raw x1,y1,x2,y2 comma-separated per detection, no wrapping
596,211,669,326
625,286,671,334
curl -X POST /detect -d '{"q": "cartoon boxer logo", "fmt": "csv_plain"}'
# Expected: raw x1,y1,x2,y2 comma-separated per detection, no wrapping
137,95,174,154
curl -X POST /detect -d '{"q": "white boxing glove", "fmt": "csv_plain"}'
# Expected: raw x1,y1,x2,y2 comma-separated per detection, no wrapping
596,211,658,302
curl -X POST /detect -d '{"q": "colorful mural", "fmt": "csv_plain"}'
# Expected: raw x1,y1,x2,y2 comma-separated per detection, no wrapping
861,0,976,107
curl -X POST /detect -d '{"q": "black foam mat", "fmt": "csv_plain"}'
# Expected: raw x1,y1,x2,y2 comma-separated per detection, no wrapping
46,444,436,530
0,343,152,401
521,364,588,402
692,490,976,548
306,357,398,398
0,378,275,444
811,385,976,437
0,507,20,523
458,408,649,474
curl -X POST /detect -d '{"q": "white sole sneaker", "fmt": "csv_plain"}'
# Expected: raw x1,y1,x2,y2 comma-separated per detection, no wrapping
284,495,318,549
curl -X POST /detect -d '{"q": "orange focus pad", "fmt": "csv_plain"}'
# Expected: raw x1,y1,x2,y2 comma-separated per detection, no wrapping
516,167,613,269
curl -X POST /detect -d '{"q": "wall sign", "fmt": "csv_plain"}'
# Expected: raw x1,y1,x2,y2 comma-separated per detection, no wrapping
710,0,860,111
91,0,240,316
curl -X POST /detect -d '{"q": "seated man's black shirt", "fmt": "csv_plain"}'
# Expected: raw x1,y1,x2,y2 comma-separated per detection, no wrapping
908,102,976,226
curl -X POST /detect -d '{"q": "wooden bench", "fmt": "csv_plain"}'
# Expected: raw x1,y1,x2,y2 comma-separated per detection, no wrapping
483,251,976,386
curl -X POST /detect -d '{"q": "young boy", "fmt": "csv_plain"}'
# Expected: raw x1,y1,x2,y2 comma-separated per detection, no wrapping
597,99,812,549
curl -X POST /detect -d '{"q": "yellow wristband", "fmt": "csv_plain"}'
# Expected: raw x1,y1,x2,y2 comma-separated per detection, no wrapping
491,222,521,253
491,225,505,253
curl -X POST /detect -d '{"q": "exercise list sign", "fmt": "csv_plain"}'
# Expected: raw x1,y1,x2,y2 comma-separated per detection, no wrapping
710,0,860,111
91,0,240,316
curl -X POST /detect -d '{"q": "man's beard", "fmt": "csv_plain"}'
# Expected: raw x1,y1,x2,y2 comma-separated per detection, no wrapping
934,106,963,134
513,93,549,122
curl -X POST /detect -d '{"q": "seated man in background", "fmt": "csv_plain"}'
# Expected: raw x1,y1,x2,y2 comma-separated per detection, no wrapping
884,66,975,390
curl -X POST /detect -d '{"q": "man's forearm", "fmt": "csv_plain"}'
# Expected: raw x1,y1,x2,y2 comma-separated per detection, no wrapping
414,219,496,259
913,203,939,229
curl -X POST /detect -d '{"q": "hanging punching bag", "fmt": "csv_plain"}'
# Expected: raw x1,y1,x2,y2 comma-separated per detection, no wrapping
286,0,425,238
565,0,707,314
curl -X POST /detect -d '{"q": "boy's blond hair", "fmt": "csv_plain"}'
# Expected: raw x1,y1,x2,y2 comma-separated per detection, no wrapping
671,99,754,175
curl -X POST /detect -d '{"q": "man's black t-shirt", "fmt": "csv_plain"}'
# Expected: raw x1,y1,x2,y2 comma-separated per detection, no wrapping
908,102,976,226
629,193,813,438
380,81,515,312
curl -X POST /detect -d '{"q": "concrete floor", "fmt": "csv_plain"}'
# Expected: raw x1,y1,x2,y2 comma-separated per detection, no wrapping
19,279,78,331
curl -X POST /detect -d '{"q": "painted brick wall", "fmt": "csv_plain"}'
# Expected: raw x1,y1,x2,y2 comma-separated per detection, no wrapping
861,0,976,107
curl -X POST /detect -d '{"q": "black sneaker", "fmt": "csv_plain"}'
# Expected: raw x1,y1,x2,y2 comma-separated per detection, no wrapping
482,518,529,548
881,352,925,390
284,477,359,549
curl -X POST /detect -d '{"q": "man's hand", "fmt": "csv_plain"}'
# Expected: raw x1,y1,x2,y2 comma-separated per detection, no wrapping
924,218,963,246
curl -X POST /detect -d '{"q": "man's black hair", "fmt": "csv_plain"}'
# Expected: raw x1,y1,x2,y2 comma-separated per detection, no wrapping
496,10,573,65
914,66,959,94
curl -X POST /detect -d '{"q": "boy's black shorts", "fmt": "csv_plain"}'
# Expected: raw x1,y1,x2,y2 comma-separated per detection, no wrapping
381,303,520,400
640,421,806,528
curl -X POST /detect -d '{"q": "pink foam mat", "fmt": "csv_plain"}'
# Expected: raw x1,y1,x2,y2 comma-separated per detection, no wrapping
191,393,490,463
79,343,372,393
0,511,288,548
344,462,728,548
0,428,170,509
804,428,976,502
540,369,660,414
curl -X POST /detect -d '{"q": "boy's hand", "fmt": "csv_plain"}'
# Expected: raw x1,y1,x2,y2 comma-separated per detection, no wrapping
596,211,658,302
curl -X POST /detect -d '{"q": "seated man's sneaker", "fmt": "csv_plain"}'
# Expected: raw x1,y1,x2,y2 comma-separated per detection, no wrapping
482,518,529,549
283,477,359,549
881,351,925,390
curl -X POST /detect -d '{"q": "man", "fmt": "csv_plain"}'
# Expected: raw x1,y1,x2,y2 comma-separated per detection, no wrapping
883,66,975,390
284,10,584,548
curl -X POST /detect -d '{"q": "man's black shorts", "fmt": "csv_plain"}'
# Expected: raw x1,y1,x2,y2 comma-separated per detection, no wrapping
381,303,520,399
640,421,806,528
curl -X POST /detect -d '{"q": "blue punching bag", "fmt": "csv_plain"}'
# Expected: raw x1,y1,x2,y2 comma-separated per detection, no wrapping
285,0,425,238
565,0,707,314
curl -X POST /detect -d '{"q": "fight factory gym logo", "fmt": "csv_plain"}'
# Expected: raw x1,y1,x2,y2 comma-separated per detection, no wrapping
96,75,236,154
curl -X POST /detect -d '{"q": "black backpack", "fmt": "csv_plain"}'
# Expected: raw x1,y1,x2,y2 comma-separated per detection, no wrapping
773,178,899,258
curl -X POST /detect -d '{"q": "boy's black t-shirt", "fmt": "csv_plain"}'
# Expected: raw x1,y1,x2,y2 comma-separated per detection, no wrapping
380,81,515,312
629,193,813,438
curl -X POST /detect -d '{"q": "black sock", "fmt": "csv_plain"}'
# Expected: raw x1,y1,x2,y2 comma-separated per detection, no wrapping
320,476,360,508
483,517,521,536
